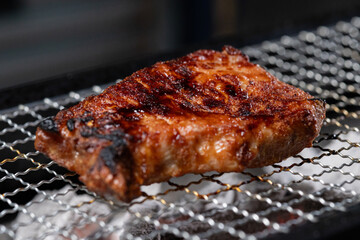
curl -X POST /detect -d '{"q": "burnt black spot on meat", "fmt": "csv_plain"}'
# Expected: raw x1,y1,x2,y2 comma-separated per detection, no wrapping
96,130,132,173
66,119,75,131
99,146,117,171
80,127,97,138
225,84,237,97
226,85,248,100
39,117,58,132
80,116,94,123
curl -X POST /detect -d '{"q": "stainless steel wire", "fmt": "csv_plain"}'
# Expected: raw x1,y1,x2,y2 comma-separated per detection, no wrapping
1,17,360,240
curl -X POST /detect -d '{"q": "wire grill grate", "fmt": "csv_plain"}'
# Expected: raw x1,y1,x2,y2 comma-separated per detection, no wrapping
1,17,360,240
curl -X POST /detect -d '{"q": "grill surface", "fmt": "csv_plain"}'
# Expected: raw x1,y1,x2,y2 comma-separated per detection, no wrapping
1,17,360,240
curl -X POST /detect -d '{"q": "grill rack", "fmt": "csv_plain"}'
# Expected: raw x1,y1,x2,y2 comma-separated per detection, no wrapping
1,17,360,240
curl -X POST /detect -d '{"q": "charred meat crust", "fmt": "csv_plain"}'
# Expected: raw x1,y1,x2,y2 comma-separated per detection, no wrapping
39,117,59,133
35,45,326,202
66,119,75,131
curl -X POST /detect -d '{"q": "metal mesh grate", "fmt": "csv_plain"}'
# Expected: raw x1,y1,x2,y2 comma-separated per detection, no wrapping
1,17,360,240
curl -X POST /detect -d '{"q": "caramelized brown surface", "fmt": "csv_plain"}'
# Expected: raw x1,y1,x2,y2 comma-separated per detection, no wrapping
35,46,326,202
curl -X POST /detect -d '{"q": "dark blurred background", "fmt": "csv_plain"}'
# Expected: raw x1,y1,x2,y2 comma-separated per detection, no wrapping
0,0,360,90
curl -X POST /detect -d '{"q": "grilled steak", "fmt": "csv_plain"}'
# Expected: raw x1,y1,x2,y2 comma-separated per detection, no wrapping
35,46,326,202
